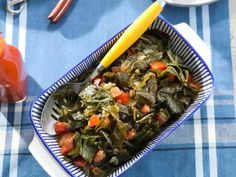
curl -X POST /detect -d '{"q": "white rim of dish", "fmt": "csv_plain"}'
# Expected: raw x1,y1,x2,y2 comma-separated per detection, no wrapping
164,0,218,6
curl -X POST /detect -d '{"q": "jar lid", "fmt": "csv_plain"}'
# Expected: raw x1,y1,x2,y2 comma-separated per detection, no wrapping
0,35,6,58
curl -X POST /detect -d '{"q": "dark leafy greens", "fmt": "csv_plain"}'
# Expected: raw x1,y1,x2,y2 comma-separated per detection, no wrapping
53,32,200,177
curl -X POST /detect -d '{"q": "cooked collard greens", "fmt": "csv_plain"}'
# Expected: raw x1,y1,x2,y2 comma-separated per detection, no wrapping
53,32,201,177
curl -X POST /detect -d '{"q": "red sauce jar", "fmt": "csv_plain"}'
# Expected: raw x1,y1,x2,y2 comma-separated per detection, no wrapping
0,35,27,103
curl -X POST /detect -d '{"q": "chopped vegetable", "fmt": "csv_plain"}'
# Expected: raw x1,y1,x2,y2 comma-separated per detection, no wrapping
135,90,156,107
150,61,167,71
53,33,200,177
93,150,106,163
155,108,170,126
55,122,70,134
89,114,100,128
125,128,136,141
167,73,176,81
130,72,155,90
140,104,150,114
116,72,130,87
70,134,99,163
116,92,130,105
58,132,75,155
74,156,87,167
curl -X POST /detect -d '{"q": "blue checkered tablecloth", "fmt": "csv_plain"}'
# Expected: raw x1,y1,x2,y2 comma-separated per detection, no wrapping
0,0,235,177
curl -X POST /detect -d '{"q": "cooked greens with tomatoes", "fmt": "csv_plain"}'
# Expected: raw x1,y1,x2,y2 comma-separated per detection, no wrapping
53,32,200,176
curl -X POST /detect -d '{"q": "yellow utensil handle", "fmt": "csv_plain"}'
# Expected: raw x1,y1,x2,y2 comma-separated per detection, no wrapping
100,1,165,68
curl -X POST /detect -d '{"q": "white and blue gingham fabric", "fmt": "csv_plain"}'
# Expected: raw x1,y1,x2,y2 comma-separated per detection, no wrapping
0,0,235,177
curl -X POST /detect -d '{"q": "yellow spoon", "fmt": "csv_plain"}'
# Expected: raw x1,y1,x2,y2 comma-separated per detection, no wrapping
90,0,166,79
41,0,166,135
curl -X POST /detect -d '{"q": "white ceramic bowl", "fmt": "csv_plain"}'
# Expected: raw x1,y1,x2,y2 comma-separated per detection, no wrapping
29,16,214,177
163,0,218,6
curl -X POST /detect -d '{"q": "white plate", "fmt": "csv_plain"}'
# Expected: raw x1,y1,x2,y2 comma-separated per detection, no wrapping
165,0,218,6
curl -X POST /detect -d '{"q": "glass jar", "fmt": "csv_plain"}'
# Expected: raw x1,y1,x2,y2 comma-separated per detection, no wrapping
0,35,27,103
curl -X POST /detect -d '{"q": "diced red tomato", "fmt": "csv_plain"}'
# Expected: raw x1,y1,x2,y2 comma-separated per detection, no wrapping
89,114,100,128
141,104,150,114
150,61,167,71
155,112,169,126
110,87,131,104
116,92,130,105
58,132,74,146
167,73,175,81
125,128,136,141
58,132,75,155
110,87,123,98
55,122,70,134
93,150,106,163
60,145,71,155
74,157,87,167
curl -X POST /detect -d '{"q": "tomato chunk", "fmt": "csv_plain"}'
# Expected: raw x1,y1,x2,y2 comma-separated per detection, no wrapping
150,61,167,71
155,109,170,126
93,150,106,163
89,114,100,128
125,128,136,141
141,104,150,114
58,132,75,155
74,157,87,167
55,122,70,134
116,92,130,105
167,73,175,81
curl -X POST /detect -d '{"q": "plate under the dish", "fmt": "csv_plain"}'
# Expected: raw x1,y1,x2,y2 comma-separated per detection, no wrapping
29,134,69,177
30,16,214,177
165,0,218,6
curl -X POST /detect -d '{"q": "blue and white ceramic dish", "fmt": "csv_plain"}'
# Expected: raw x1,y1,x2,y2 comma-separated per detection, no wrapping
30,16,214,177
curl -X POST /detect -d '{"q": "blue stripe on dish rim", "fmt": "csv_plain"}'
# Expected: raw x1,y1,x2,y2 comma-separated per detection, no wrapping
29,16,214,177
